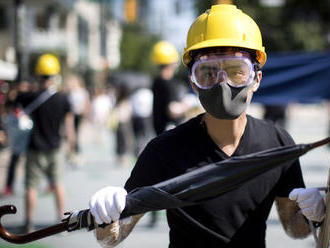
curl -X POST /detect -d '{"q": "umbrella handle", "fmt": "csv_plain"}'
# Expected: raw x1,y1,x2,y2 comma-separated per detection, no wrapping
0,205,69,244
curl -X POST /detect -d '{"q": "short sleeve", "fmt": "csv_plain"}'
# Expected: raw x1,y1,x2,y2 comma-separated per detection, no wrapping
166,80,182,103
274,126,306,197
276,159,306,197
124,141,173,193
63,94,72,114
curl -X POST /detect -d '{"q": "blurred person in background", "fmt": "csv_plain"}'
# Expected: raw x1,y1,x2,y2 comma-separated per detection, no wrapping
151,41,192,136
1,80,31,197
0,80,7,150
91,87,113,146
129,86,153,157
67,74,90,167
89,4,321,248
263,104,287,128
112,84,133,166
15,54,75,232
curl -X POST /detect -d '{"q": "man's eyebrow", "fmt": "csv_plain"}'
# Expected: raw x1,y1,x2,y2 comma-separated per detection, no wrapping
223,64,242,69
200,65,218,70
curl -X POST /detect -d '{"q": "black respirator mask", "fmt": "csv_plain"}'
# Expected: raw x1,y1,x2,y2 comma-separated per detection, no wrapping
191,52,257,119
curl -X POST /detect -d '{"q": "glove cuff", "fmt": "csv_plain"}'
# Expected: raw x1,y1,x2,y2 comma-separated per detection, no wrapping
302,215,323,228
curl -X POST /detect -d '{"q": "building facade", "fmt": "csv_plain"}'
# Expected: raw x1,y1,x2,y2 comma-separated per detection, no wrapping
0,0,121,81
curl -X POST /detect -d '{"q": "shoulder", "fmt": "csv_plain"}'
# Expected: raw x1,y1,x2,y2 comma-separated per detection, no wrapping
154,115,202,141
16,92,37,103
247,115,295,146
125,116,203,190
52,92,70,102
50,92,72,110
148,115,203,153
54,91,68,98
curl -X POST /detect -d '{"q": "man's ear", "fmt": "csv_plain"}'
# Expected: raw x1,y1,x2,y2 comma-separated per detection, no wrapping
252,71,262,92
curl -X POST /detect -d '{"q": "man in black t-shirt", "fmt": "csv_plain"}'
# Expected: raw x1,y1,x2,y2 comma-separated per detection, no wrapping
152,75,181,135
151,41,189,136
89,4,325,248
18,54,75,232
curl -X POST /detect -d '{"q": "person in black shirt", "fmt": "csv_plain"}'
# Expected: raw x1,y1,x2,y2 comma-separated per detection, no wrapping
18,54,75,232
89,4,325,248
151,40,189,136
263,104,287,128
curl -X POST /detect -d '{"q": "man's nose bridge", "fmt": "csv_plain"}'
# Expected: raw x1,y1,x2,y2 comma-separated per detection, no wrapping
217,70,227,82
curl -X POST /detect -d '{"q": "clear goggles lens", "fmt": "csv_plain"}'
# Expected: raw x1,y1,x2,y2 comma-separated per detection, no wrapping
191,54,255,89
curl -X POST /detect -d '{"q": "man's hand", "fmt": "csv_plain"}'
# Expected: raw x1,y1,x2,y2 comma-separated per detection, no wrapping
289,188,325,222
89,186,128,224
90,187,141,248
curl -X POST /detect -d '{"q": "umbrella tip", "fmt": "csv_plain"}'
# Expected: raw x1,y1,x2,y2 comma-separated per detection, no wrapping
308,137,330,149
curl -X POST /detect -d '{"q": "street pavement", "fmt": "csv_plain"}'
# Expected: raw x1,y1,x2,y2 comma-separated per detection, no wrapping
0,103,329,248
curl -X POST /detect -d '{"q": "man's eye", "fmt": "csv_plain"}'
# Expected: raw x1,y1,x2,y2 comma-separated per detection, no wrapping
204,70,217,76
228,70,244,76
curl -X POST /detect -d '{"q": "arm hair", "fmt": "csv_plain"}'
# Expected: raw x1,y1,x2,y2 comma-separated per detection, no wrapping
94,214,144,248
275,197,311,239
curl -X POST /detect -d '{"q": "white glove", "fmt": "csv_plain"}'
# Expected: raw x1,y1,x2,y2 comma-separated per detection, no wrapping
89,186,127,225
289,188,325,222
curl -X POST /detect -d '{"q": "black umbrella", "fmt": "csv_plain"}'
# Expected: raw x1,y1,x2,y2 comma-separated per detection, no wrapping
0,137,329,244
82,137,330,230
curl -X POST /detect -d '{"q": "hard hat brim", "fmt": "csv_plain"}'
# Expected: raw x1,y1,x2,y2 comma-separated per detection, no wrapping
183,38,267,68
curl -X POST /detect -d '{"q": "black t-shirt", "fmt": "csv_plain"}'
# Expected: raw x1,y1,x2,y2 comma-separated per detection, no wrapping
125,114,305,248
152,76,182,135
16,91,71,151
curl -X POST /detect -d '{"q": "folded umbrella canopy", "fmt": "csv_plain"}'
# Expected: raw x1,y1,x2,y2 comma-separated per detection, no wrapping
0,137,329,244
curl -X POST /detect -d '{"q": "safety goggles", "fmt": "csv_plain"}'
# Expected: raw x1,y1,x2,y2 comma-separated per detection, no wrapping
191,52,255,89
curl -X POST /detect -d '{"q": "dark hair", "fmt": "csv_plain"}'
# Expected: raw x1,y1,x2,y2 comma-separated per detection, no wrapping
37,75,52,83
158,64,175,70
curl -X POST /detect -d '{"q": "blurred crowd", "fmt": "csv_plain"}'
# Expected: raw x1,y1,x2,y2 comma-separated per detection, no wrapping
0,53,202,197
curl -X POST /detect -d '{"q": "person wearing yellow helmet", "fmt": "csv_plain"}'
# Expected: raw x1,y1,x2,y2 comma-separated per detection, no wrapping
35,53,61,76
151,41,180,66
15,53,75,232
89,4,318,248
150,40,188,136
34,53,62,91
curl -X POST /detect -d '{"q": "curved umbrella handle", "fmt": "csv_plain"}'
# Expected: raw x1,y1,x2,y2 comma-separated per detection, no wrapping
0,205,69,244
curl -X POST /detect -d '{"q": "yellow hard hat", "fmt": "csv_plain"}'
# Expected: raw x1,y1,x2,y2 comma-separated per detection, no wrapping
183,4,267,67
35,54,61,76
151,41,179,65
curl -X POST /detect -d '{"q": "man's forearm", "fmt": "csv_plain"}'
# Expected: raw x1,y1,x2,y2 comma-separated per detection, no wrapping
276,197,311,238
285,210,311,238
95,214,144,248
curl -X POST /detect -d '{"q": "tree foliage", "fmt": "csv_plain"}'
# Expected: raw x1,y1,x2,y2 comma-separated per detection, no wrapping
119,23,160,72
194,0,330,52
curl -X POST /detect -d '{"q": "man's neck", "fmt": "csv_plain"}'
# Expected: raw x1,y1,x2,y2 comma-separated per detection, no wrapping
160,66,175,80
204,113,247,156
